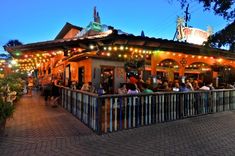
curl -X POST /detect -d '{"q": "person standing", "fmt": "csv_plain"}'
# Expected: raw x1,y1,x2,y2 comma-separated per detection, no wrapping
43,83,51,105
51,81,60,107
27,77,34,96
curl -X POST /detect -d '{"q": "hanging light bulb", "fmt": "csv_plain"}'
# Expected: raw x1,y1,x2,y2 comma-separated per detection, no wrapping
89,45,94,50
11,60,17,65
120,46,124,50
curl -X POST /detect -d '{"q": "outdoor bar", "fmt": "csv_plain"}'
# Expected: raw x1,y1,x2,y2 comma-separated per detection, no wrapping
4,14,235,134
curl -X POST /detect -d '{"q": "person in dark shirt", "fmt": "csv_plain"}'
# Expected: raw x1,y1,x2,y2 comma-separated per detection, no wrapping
43,83,51,105
179,83,190,92
51,81,60,107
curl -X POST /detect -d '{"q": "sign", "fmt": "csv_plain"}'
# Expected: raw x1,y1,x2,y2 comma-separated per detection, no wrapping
183,27,209,45
86,22,102,32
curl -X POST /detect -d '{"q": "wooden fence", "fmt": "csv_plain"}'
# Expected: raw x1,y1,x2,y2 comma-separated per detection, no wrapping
59,87,235,134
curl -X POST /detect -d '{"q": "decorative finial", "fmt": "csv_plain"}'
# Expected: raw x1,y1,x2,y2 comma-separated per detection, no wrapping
93,6,97,22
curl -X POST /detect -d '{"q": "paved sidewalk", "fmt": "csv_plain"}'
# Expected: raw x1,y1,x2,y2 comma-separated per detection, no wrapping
0,91,235,156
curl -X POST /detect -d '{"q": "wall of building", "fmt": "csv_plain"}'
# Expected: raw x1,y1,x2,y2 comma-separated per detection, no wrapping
63,28,79,39
151,51,235,76
91,58,126,91
67,59,92,83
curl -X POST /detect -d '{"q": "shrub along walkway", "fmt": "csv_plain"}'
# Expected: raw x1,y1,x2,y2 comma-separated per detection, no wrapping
0,91,235,156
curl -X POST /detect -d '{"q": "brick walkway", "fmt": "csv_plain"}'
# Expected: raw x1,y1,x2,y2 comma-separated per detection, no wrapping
0,91,235,156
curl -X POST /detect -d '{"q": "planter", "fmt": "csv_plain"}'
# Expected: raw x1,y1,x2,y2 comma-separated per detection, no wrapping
0,119,6,136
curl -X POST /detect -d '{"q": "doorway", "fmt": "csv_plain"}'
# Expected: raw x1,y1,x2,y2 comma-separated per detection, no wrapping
65,65,71,87
100,66,115,94
78,67,85,89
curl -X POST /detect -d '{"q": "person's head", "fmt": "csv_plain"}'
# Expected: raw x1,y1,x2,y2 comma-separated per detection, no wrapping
129,83,137,91
186,82,193,90
88,82,92,86
163,81,169,88
120,83,126,88
174,82,180,88
142,83,148,89
82,83,89,90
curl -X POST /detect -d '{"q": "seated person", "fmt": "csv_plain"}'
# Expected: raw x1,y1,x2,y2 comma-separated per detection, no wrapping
142,83,153,93
97,84,106,96
127,83,139,94
81,83,90,92
117,83,127,94
88,82,96,93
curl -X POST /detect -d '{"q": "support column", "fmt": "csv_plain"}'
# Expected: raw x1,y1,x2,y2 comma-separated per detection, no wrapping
179,66,185,77
151,60,157,76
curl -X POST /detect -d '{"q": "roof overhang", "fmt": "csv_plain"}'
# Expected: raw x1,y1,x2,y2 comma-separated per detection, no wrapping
5,30,235,60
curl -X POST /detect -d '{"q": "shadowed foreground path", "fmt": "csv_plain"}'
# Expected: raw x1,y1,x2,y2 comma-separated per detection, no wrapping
0,91,235,156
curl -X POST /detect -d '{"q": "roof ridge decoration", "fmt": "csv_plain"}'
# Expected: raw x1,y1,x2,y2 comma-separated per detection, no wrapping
76,6,128,39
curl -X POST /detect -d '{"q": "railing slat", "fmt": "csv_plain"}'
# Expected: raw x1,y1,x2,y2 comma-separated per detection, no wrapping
110,98,113,132
124,97,127,129
128,97,132,128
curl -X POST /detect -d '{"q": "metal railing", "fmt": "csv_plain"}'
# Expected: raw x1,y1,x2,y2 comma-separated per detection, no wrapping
59,87,235,134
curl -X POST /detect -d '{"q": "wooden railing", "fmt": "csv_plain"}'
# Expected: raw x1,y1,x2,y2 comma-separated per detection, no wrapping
59,87,235,134
60,86,99,132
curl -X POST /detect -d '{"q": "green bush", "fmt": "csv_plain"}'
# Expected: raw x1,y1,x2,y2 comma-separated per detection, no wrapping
0,98,15,123
0,73,26,97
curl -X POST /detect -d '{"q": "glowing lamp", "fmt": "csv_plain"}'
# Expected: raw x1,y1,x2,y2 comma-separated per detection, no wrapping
89,45,94,50
11,60,17,65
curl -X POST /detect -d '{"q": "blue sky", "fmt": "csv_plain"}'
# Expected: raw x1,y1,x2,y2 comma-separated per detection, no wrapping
0,0,230,54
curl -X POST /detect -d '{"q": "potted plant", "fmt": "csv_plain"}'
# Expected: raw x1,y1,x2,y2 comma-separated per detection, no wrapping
0,99,15,136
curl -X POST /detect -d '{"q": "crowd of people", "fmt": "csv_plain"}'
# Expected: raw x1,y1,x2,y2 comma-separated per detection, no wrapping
115,76,235,95
39,75,235,98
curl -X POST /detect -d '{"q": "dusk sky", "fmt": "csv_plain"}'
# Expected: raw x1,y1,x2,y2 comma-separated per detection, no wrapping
0,0,231,54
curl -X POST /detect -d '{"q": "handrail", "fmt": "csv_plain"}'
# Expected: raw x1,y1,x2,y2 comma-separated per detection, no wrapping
99,89,235,98
56,85,98,97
